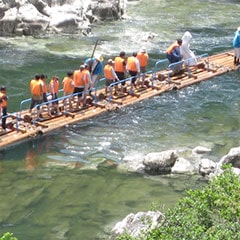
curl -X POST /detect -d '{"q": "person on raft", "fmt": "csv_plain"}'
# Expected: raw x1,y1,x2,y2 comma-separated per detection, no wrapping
180,31,198,66
166,39,183,73
166,39,182,64
84,54,104,93
0,86,8,131
233,26,240,65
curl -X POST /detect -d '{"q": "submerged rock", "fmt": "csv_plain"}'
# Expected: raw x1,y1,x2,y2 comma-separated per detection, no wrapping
192,146,211,155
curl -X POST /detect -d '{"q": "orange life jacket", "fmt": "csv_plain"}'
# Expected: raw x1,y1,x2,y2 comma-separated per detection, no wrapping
41,80,48,93
49,79,59,94
30,79,43,96
0,92,7,107
137,52,148,67
114,56,125,72
73,70,84,87
166,42,179,54
104,64,115,79
127,56,138,72
62,76,74,93
82,69,91,85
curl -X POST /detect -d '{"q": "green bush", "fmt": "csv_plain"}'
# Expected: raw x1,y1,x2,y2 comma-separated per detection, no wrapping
117,165,240,240
0,232,18,240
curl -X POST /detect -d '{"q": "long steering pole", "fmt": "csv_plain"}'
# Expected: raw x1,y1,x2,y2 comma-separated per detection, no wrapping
91,39,99,59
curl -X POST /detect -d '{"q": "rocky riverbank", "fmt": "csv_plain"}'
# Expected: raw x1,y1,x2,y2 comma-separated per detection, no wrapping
0,0,126,36
111,146,240,238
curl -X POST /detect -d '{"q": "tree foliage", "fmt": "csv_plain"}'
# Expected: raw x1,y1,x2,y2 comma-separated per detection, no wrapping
0,232,18,240
116,165,240,240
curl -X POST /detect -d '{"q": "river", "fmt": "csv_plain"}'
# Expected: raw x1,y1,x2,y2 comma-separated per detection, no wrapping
0,0,240,239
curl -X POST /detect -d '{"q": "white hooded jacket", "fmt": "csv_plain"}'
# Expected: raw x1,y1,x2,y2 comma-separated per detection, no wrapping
180,31,197,66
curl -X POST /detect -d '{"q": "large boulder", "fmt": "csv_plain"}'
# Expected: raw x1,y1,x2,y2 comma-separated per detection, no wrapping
0,7,18,35
17,3,50,35
0,0,123,36
91,0,122,21
143,150,178,175
219,147,240,168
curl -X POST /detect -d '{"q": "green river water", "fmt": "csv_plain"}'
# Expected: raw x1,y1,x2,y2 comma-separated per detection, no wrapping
1,0,240,239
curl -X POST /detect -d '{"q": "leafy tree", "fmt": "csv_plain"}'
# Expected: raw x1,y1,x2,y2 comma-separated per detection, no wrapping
0,232,18,240
116,165,240,240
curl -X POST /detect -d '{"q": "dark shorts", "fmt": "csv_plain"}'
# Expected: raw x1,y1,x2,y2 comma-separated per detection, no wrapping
51,93,58,104
73,87,84,97
116,71,125,85
1,106,7,129
140,66,146,73
129,71,138,84
30,98,43,110
105,79,114,87
43,93,49,104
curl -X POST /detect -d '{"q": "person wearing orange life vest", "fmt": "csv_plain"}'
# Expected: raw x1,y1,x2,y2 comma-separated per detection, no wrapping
40,73,52,116
62,70,74,110
104,59,119,97
49,75,61,116
29,74,44,120
126,52,140,89
0,86,8,131
166,39,182,64
73,65,86,108
82,65,91,106
137,47,149,87
114,51,127,86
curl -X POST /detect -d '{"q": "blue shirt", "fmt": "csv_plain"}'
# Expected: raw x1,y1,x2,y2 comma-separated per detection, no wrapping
85,58,103,75
233,31,240,48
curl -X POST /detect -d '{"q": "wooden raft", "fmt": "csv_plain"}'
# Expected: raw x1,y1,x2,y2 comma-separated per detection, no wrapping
0,50,238,150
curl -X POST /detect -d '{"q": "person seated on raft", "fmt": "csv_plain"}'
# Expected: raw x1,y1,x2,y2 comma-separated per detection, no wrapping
166,39,183,73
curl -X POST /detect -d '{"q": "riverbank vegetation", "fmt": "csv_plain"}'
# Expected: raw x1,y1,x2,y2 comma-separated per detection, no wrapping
0,232,18,240
117,165,240,240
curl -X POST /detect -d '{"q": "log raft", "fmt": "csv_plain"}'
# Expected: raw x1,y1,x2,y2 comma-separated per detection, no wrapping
0,50,238,150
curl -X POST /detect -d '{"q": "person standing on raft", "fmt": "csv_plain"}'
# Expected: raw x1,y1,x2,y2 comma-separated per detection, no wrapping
84,54,103,93
137,47,149,87
126,52,140,90
49,76,61,116
180,31,198,66
233,26,240,65
104,59,119,98
0,86,8,131
29,74,44,120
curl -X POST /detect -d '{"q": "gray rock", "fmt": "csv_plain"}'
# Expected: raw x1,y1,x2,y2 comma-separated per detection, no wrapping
111,211,164,238
143,150,178,175
171,157,195,174
219,147,240,168
118,153,145,174
192,146,212,155
0,0,123,36
199,158,217,177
